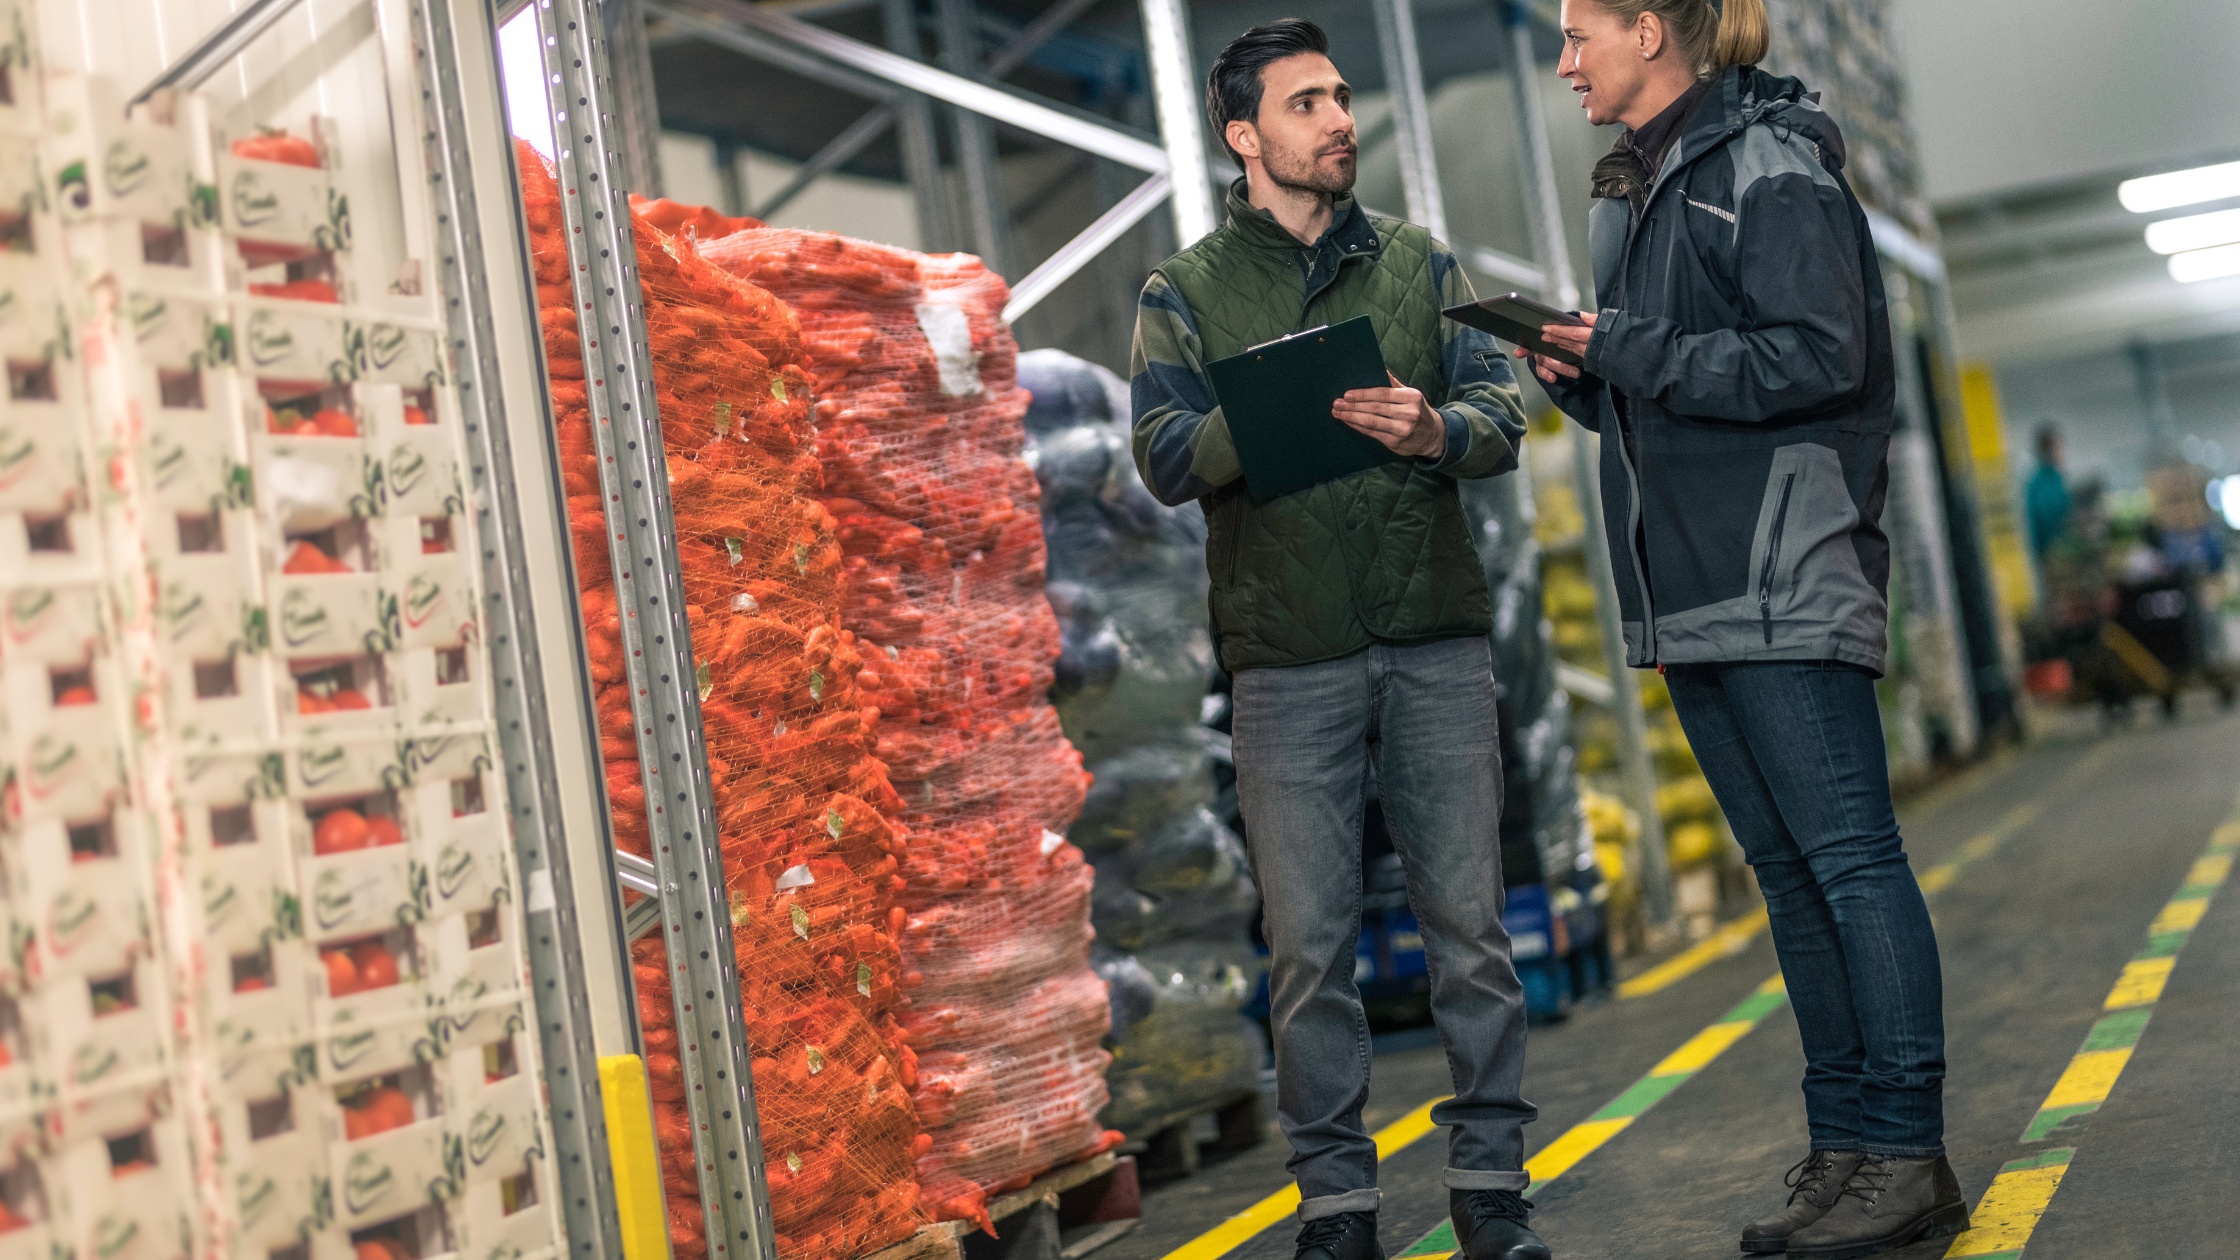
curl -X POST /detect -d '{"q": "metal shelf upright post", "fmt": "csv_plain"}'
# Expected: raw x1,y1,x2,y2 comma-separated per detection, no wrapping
527,0,779,1256
406,0,645,1253
1501,0,1677,931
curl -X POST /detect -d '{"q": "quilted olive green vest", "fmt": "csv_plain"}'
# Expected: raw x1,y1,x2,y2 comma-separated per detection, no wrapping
1160,187,1492,671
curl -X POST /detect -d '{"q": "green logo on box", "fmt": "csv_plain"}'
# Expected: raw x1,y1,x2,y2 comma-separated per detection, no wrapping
237,1171,278,1228
368,323,408,370
230,167,279,228
342,1149,395,1216
7,586,54,633
468,1108,506,1165
436,844,474,899
312,866,354,929
73,1041,120,1085
387,444,428,496
94,1213,140,1259
247,309,295,367
280,586,330,649
103,140,151,197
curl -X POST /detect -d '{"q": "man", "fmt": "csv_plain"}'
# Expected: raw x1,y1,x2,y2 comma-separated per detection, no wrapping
1130,19,1546,1260
2027,422,2071,560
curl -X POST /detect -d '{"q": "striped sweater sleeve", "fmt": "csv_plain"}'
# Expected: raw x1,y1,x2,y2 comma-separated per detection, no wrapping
1129,270,1241,507
1426,240,1526,479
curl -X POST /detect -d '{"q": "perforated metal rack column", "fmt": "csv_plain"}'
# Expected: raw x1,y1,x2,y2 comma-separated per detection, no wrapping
407,0,639,1253
528,0,777,1257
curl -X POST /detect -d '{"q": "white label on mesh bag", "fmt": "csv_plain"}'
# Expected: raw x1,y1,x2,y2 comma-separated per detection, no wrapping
1039,830,1065,857
774,864,816,890
915,301,983,397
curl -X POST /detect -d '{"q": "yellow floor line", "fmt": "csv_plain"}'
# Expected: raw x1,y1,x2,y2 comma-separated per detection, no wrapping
1947,1159,2071,1257
2102,956,2175,1010
1616,908,1768,998
1157,744,2115,1260
1156,1096,1447,1260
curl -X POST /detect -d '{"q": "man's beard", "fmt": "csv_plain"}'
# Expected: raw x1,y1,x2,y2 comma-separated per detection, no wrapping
1263,136,1357,195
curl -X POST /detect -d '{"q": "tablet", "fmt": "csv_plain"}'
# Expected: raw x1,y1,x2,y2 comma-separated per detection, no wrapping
1442,292,1589,367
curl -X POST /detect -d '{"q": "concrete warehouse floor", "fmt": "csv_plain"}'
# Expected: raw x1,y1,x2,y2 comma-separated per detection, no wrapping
1103,696,2240,1260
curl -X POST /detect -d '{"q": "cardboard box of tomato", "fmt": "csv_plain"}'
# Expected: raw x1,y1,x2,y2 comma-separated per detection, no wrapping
299,804,418,946
251,430,377,536
3,808,152,986
216,147,344,264
43,74,210,229
2,583,102,668
21,957,169,1124
40,1119,195,1260
283,736,403,803
422,918,520,1055
311,977,441,1091
238,300,353,391
0,698,123,829
225,1125,323,1251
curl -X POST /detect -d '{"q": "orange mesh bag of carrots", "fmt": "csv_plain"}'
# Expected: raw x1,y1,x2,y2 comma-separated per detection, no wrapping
516,145,926,1260
698,230,1114,1233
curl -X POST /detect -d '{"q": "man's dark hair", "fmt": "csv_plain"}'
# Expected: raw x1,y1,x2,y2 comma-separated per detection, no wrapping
1205,18,1329,173
2036,421,2061,462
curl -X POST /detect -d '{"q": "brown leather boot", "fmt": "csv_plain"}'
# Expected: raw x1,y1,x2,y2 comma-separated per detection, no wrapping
1740,1150,1865,1253
1786,1153,1970,1260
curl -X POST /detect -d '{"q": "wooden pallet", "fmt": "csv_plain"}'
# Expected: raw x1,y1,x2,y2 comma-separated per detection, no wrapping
1118,1090,1267,1181
857,1153,1137,1260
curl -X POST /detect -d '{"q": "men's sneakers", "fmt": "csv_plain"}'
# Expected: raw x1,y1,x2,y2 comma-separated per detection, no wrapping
1785,1153,1970,1260
1294,1211,1383,1260
1449,1189,1552,1260
1740,1150,1866,1252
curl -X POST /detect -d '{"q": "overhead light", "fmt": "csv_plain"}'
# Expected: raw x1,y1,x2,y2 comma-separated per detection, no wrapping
2119,159,2240,213
2168,241,2240,284
2145,207,2240,255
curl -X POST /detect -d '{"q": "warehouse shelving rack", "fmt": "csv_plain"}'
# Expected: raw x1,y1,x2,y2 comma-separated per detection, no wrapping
99,3,1994,1258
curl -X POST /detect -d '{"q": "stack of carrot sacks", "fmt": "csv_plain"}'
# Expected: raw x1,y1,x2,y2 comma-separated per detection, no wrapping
698,230,1116,1233
516,144,927,1260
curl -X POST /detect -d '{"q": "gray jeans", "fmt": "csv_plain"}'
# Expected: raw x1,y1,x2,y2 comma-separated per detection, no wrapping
1232,636,1534,1220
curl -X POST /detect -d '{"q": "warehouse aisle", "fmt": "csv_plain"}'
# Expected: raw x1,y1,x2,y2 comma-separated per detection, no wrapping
1111,699,2240,1260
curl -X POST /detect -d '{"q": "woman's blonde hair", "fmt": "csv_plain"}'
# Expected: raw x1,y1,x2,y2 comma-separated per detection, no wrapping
1595,0,1770,80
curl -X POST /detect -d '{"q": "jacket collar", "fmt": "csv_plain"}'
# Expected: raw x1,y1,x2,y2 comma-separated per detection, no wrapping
1222,177,1383,260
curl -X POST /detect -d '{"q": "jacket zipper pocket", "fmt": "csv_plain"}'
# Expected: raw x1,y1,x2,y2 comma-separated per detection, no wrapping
1759,473,1795,646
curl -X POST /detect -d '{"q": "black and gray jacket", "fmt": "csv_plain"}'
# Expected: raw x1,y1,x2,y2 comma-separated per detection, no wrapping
1544,66,1895,674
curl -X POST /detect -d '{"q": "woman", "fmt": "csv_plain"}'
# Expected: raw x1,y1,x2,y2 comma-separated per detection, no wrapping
1517,2,1970,1258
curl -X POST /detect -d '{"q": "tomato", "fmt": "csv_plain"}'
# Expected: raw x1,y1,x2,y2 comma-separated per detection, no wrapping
352,942,399,990
364,815,404,848
313,809,370,855
109,1161,153,1178
404,405,432,426
232,134,321,168
0,1042,13,1066
331,689,374,711
0,1200,22,1231
298,690,333,715
234,975,269,993
354,1240,408,1260
323,948,361,997
369,1086,415,1132
55,686,95,705
312,408,359,437
284,541,345,574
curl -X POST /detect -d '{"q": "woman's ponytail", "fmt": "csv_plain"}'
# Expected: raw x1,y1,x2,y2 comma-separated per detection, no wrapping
1593,0,1769,79
1710,0,1770,72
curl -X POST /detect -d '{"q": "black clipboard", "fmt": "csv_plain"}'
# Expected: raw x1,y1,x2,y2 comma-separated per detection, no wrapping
1442,292,1588,366
1205,315,1399,500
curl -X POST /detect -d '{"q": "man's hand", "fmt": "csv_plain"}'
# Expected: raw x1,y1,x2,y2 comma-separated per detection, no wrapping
1512,311,1597,384
1333,371,1447,460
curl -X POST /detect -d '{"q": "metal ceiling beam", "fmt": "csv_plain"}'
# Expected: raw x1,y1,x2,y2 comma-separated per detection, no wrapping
1003,172,1174,321
676,0,1171,172
646,2,900,100
748,0,1106,225
134,0,302,104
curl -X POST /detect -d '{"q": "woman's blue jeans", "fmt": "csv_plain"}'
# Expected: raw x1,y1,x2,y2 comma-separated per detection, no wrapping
1665,660,1946,1156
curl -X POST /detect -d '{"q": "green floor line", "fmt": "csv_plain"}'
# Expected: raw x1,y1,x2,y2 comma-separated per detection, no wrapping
1946,812,2238,1258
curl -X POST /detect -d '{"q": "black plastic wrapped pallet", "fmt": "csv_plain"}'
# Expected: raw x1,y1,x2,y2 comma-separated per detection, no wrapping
1022,349,1266,1140
1455,469,1607,972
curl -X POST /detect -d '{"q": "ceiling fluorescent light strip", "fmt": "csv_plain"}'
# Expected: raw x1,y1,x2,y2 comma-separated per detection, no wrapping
2169,241,2240,285
2144,207,2240,256
2119,159,2240,213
